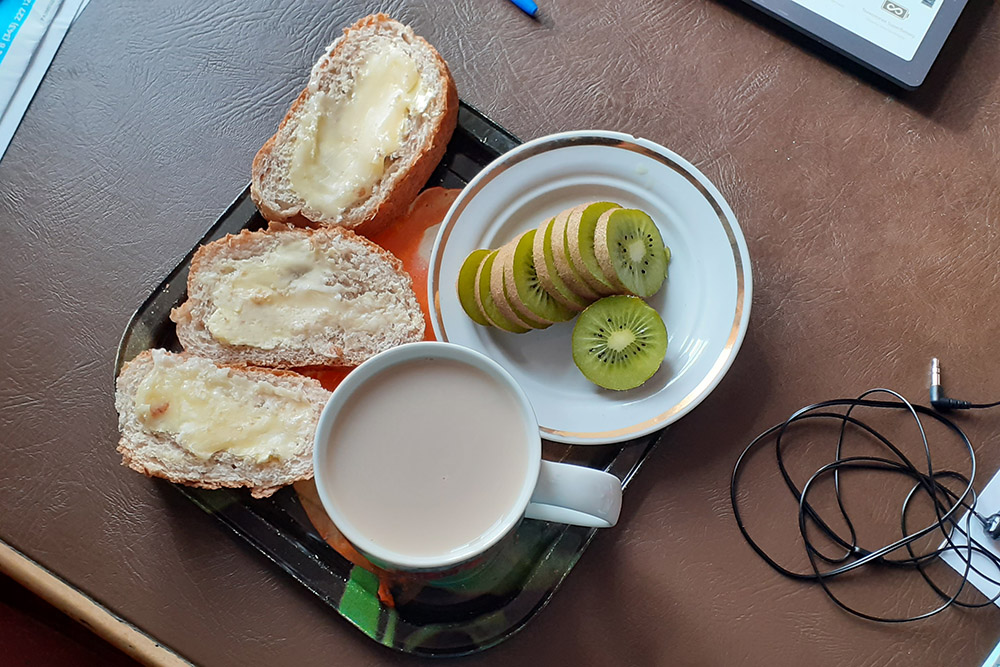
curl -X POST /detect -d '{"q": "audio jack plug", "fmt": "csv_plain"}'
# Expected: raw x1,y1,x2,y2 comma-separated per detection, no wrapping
929,358,972,411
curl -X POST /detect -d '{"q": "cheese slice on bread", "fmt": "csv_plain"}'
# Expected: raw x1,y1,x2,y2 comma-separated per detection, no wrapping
250,13,458,235
170,223,425,368
115,349,331,498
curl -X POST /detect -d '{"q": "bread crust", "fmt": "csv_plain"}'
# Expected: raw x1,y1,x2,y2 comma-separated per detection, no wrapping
249,14,459,237
170,222,424,368
115,350,330,498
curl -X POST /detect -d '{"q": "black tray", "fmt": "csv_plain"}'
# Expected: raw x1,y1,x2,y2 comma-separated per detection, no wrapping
115,102,664,657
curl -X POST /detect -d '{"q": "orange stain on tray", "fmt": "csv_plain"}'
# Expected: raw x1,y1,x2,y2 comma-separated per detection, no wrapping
300,365,354,392
369,186,459,342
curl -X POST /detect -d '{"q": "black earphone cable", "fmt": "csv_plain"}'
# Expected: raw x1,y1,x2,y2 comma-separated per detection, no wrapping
967,401,1000,409
731,367,1000,623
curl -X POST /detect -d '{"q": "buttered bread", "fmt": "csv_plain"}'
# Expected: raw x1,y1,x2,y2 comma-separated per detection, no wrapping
115,350,330,498
170,223,425,368
250,14,458,236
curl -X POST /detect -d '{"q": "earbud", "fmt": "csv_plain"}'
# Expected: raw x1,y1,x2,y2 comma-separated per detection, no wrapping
984,513,1000,541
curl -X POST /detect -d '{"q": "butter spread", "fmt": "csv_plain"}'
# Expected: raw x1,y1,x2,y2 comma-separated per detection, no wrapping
204,237,404,349
133,351,315,462
288,45,428,218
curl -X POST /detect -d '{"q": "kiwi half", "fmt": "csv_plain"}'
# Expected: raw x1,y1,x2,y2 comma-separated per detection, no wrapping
457,249,491,326
567,201,620,295
474,250,529,333
506,229,576,323
490,242,549,329
572,295,667,391
594,208,669,298
549,208,601,301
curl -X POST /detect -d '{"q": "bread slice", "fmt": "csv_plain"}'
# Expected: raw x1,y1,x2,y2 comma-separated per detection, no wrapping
170,223,425,368
115,349,331,498
250,14,459,236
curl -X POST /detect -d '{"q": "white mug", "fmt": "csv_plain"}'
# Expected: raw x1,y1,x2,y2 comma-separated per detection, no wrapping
312,341,622,572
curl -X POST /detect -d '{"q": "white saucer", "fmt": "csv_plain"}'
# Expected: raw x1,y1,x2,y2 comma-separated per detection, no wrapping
429,131,752,445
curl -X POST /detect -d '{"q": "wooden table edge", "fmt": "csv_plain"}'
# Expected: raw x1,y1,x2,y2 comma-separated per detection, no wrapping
0,538,191,667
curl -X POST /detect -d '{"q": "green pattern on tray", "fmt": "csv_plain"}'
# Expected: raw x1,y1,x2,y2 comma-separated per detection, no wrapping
115,103,663,657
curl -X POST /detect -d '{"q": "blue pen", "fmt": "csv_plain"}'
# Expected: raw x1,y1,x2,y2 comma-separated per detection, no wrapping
506,0,538,17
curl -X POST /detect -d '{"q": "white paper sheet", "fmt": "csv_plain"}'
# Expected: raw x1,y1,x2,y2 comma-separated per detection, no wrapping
0,0,87,161
0,0,64,119
983,640,1000,667
941,467,1000,605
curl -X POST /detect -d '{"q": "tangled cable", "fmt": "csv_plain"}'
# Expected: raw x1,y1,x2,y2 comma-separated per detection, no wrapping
731,388,1000,622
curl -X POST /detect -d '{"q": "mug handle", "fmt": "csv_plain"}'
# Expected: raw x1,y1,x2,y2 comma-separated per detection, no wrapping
524,460,622,527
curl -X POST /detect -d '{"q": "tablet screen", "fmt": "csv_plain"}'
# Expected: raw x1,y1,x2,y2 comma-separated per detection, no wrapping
789,0,944,60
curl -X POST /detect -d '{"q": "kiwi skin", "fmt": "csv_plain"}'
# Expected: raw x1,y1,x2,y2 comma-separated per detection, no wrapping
571,295,667,391
500,231,560,326
550,207,601,301
506,229,575,323
457,249,492,326
533,218,588,311
566,201,620,295
474,250,529,333
490,241,548,329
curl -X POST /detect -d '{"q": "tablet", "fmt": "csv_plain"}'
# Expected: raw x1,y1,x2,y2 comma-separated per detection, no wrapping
741,0,970,89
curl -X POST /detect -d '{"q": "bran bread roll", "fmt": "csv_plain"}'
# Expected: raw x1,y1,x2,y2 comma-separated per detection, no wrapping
170,223,425,368
115,349,330,498
250,13,459,236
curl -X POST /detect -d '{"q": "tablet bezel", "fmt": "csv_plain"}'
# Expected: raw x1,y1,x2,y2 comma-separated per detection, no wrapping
741,0,969,89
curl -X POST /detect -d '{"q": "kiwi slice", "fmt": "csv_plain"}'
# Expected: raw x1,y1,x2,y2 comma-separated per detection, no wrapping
533,218,589,311
572,295,667,391
566,201,620,295
594,208,669,298
505,229,576,323
549,208,601,301
489,242,548,330
457,249,491,326
474,250,530,333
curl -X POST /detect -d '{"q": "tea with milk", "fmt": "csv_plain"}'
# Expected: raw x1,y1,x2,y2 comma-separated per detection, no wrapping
321,358,532,559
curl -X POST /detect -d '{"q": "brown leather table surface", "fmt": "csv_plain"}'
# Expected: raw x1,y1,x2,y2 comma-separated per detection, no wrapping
3,0,1000,664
